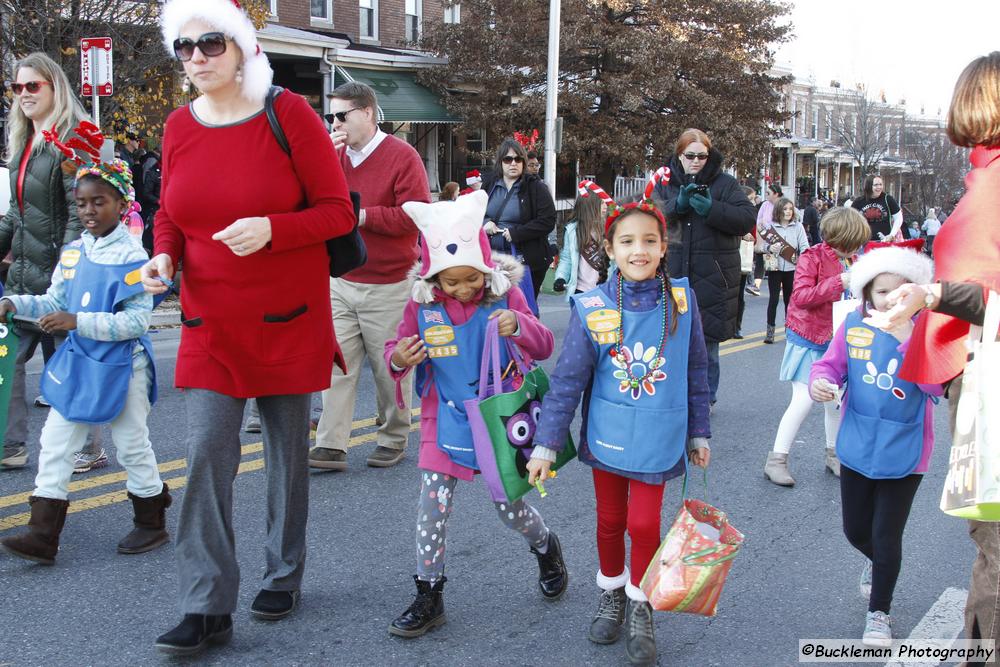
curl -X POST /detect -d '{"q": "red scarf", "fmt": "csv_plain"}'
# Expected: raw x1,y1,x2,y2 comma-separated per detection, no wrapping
900,146,1000,384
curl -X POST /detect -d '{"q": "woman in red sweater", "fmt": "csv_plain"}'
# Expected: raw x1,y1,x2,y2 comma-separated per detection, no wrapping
142,0,355,656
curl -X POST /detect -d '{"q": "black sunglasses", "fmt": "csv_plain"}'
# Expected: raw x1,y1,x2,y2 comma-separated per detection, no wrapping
683,152,709,161
324,108,363,124
8,80,51,95
502,155,525,164
173,32,228,62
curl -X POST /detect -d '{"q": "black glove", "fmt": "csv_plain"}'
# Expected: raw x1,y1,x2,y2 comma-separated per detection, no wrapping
553,278,566,292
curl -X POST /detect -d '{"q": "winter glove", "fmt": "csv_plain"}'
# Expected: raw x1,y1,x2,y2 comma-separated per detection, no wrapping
676,183,698,214
553,278,567,292
690,192,713,217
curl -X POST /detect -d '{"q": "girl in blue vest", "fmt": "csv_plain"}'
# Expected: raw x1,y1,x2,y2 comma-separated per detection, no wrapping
0,151,170,566
383,191,566,639
809,246,941,648
530,173,712,667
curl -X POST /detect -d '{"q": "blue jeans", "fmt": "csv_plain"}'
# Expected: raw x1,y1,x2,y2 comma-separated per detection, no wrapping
706,340,720,404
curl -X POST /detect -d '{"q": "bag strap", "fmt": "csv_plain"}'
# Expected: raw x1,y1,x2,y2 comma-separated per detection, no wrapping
264,86,290,156
478,316,534,401
680,466,709,500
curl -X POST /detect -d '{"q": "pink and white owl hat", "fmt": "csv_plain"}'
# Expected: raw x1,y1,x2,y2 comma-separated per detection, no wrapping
160,0,273,103
403,190,512,303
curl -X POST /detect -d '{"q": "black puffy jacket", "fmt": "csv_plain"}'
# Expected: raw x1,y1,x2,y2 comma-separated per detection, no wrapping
0,142,82,295
654,149,755,342
480,171,556,273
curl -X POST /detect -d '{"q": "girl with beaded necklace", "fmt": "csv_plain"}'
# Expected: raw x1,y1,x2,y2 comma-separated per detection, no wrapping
529,172,711,666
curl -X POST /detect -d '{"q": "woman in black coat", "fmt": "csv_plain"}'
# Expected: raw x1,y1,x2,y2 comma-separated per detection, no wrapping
480,137,557,297
654,128,756,405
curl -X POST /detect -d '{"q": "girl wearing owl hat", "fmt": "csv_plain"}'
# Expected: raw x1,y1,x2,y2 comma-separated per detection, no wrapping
809,245,942,648
384,190,567,638
0,122,170,567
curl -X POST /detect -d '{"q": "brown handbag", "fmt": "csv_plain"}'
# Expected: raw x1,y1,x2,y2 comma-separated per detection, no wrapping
758,224,799,264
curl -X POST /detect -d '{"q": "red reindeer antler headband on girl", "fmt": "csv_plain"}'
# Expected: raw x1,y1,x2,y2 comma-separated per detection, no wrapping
597,167,671,234
42,121,136,207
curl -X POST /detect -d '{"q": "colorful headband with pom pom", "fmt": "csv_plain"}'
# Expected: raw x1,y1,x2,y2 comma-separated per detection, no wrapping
601,167,671,233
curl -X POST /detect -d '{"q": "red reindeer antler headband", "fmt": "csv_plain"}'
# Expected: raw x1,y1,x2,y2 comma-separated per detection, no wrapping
41,120,104,166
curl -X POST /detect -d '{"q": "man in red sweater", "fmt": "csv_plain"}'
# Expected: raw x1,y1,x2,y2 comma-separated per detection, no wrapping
311,82,430,470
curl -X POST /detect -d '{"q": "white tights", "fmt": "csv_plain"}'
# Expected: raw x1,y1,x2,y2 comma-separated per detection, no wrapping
772,381,841,455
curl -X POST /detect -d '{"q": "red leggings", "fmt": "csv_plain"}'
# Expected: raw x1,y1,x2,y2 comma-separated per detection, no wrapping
592,468,666,586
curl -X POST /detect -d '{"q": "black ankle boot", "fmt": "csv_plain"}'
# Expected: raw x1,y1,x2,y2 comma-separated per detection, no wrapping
154,614,233,656
530,531,569,599
624,599,657,665
389,575,446,638
589,587,627,644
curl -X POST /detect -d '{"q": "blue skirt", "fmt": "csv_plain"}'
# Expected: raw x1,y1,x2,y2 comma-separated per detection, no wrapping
779,341,826,384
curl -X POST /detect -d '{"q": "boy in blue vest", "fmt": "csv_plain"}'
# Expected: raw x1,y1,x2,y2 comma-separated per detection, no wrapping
0,144,170,566
530,172,712,666
809,246,941,647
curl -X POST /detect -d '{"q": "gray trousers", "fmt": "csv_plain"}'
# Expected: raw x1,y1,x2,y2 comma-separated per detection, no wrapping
175,389,311,615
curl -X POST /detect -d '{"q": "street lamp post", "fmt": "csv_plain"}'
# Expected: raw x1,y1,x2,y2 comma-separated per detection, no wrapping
543,0,560,194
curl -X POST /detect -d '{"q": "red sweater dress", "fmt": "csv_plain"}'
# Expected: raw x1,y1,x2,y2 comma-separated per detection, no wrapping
154,92,355,397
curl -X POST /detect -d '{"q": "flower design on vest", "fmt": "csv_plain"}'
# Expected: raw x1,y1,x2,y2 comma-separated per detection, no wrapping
610,341,666,399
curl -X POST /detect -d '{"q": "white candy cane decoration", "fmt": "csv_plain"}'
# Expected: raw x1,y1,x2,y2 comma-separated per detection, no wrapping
577,179,615,205
643,166,671,200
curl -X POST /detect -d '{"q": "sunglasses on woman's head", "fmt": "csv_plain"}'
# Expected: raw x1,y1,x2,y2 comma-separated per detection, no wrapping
502,156,524,164
9,81,51,95
683,152,709,161
173,32,228,61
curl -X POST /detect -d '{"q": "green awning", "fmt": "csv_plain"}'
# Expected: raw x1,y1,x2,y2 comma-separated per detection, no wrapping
335,66,459,124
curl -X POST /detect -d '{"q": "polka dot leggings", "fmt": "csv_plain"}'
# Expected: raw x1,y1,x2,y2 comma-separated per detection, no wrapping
415,471,549,583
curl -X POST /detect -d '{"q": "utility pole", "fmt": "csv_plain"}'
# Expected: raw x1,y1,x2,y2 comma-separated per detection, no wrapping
542,0,560,194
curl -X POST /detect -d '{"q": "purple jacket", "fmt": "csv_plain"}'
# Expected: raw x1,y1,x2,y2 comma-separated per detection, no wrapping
533,276,711,484
810,321,944,473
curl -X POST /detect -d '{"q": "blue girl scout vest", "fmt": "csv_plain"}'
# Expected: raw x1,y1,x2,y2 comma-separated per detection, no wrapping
836,309,925,478
417,297,510,470
572,277,693,474
39,242,156,424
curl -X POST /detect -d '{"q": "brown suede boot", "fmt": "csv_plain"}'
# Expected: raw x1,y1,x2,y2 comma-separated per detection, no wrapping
1,496,69,565
117,483,172,555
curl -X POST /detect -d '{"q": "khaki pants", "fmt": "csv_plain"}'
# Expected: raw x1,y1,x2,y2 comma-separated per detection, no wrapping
315,277,412,453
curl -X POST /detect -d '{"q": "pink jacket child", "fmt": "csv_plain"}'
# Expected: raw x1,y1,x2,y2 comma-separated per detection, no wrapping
383,191,567,638
785,242,858,345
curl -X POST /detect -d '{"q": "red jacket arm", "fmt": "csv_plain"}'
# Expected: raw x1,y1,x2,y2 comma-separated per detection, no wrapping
363,144,430,237
267,93,355,253
152,114,185,265
507,285,555,361
790,250,844,309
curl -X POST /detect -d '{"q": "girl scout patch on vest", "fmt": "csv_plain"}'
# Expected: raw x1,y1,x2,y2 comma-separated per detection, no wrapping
846,326,875,360
60,248,82,268
671,287,688,314
586,309,621,345
423,325,455,346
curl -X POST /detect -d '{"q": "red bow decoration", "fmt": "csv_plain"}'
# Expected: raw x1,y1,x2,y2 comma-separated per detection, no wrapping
513,129,539,151
41,120,104,166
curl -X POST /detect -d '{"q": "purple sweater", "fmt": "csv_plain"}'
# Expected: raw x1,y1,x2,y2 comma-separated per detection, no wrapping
810,322,944,474
533,276,711,484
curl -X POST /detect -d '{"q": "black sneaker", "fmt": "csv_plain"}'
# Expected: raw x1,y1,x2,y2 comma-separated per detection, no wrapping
250,589,300,620
366,445,405,468
389,576,446,638
309,447,347,471
154,614,233,656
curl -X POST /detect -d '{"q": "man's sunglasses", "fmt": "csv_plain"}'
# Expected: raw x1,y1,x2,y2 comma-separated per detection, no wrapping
8,81,51,95
683,152,709,161
324,108,363,124
172,32,228,62
502,156,525,164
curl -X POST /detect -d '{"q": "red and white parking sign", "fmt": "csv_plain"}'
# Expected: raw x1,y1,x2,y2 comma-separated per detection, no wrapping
80,37,113,96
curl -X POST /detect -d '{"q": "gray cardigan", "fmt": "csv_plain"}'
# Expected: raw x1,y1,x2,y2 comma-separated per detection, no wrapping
759,217,810,272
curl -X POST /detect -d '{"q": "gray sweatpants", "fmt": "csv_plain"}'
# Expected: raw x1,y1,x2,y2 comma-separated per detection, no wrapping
416,471,549,583
175,389,311,615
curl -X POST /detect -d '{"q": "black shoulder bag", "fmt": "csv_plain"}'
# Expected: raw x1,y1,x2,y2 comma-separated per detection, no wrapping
264,86,367,278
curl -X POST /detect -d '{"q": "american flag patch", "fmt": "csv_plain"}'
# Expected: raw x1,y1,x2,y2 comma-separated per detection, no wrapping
581,296,605,308
423,310,444,324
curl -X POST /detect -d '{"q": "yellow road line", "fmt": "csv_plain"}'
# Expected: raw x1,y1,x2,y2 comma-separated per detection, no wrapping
0,409,420,513
720,335,786,356
0,424,421,531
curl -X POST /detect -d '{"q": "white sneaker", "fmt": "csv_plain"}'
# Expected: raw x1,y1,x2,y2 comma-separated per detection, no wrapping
860,560,873,599
863,610,891,647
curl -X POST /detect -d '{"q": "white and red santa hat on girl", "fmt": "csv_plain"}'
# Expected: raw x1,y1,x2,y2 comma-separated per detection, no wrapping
160,0,273,103
849,244,934,299
402,190,512,303
465,170,482,186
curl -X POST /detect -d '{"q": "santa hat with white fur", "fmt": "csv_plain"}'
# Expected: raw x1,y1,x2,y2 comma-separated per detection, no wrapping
465,170,482,186
160,0,273,103
849,245,934,299
402,190,512,303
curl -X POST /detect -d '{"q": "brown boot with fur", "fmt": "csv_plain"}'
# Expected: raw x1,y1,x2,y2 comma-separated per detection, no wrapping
118,483,172,554
1,496,69,565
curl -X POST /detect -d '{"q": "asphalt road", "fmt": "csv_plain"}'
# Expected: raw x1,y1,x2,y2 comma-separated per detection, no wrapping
0,288,974,667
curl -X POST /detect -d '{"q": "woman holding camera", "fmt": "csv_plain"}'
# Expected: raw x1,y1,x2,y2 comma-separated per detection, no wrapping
654,128,756,407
